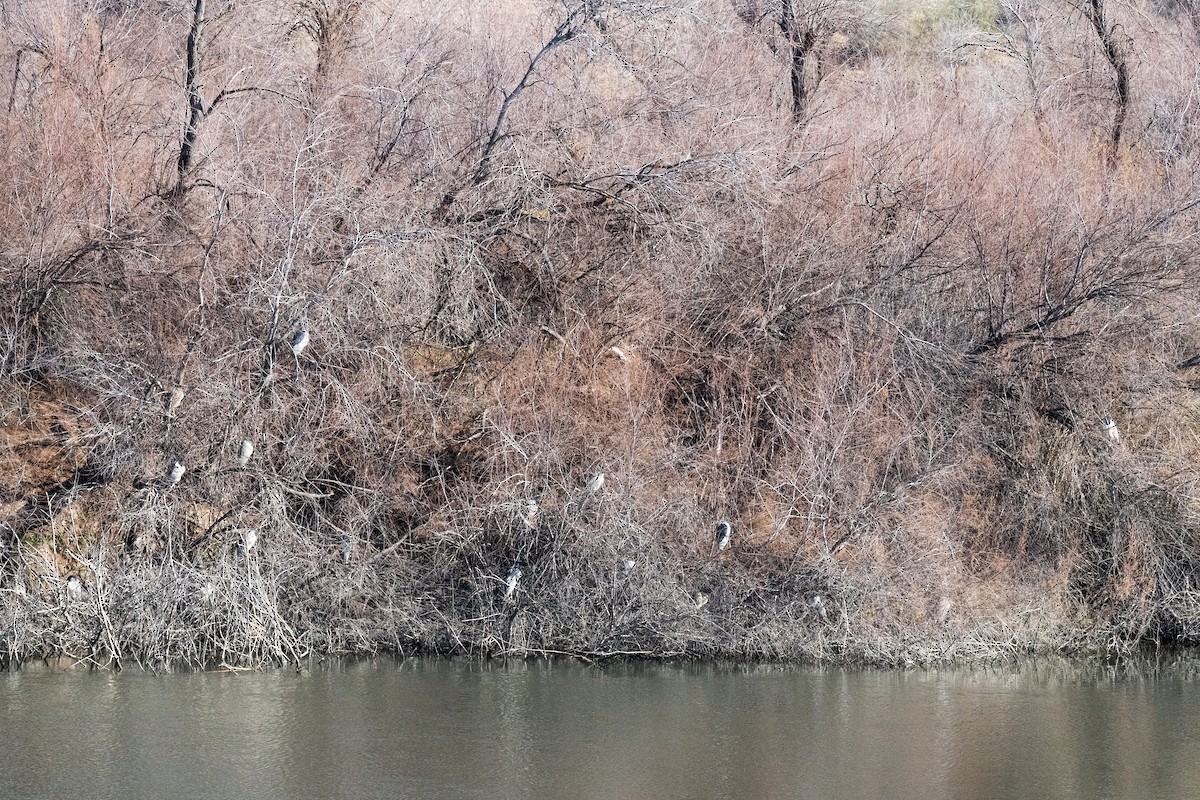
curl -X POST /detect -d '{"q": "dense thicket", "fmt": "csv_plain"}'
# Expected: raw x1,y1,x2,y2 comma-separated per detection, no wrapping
2,0,1200,668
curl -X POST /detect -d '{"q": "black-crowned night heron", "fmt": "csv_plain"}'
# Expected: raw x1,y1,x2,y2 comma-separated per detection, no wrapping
1101,415,1120,445
66,575,83,603
237,439,254,467
166,460,186,487
340,538,353,564
586,472,605,493
693,591,709,610
806,593,827,620
199,580,216,607
504,565,522,602
715,521,732,551
290,327,310,357
241,529,258,555
621,558,635,575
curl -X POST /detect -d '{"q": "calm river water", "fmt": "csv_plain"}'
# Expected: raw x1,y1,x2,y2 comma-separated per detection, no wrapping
2,658,1199,799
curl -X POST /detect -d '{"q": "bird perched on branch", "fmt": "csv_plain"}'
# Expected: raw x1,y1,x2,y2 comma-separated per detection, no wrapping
504,565,522,602
585,472,605,494
199,580,216,608
237,529,258,557
237,439,254,467
290,327,310,357
806,593,827,620
715,521,732,551
165,460,186,489
693,591,709,610
65,575,83,604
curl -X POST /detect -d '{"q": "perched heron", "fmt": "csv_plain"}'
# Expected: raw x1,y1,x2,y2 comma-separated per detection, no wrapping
340,538,353,564
586,472,605,494
290,327,311,357
166,460,186,487
520,499,540,529
1101,415,1120,445
693,591,709,610
806,593,827,620
241,529,258,554
621,558,636,576
65,575,83,604
504,566,522,602
237,439,254,467
166,387,185,417
199,580,216,608
609,345,631,363
715,521,732,551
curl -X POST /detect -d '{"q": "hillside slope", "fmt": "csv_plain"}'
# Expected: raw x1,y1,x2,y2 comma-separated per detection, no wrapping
2,0,1200,667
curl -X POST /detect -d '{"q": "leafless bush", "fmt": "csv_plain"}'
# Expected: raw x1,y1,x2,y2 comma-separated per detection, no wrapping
3,0,1200,669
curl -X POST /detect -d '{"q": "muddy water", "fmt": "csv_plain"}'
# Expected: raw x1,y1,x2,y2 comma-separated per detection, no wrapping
2,658,1199,799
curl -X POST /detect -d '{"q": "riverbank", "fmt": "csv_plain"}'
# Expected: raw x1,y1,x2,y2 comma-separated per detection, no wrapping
4,0,1200,668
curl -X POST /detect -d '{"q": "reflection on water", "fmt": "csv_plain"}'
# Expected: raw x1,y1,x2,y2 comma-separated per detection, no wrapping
2,657,1200,800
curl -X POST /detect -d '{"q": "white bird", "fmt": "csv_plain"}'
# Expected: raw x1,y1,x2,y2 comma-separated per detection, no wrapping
1101,415,1120,445
237,439,254,467
166,387,185,417
65,575,83,603
242,529,258,554
340,538,353,564
290,327,310,357
504,566,522,602
585,472,605,494
166,460,186,487
199,580,216,608
806,593,827,620
621,558,636,575
693,592,709,610
520,499,540,529
609,345,631,363
715,521,732,551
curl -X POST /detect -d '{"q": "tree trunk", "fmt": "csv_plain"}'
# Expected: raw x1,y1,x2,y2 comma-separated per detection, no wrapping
1084,0,1130,164
780,0,818,125
176,0,206,191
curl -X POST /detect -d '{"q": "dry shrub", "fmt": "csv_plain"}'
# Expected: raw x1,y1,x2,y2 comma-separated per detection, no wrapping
4,0,1200,667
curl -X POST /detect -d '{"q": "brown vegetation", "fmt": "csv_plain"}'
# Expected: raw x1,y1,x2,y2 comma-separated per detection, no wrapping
2,0,1200,668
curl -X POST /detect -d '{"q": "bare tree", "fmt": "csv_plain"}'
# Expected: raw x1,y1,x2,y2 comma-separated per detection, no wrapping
737,0,864,124
440,1,602,209
289,0,364,107
173,0,295,195
1081,0,1132,163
